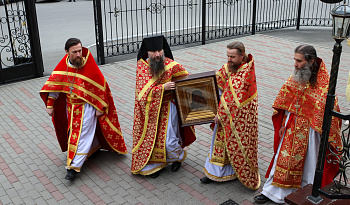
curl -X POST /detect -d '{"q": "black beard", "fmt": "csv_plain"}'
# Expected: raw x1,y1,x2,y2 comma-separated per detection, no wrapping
149,55,165,77
293,62,312,85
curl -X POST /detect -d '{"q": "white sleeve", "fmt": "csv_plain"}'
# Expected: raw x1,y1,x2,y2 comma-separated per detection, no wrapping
48,92,59,99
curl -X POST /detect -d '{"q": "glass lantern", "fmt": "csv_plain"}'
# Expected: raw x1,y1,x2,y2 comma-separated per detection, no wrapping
331,2,350,39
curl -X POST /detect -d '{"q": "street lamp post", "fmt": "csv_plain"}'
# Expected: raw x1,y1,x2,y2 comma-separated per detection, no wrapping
307,0,350,204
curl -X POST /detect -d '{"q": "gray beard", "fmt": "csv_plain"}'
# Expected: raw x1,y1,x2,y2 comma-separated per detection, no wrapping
293,63,312,85
149,55,165,77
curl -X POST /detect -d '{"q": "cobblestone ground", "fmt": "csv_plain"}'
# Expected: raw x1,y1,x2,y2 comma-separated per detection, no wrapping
0,34,349,205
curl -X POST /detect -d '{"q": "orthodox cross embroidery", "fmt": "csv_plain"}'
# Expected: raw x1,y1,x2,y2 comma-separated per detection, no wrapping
294,86,307,115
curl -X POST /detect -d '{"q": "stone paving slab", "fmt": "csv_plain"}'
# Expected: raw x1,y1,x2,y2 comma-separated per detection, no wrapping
0,33,350,205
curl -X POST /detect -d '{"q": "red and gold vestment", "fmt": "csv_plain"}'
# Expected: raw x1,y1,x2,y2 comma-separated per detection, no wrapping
40,47,127,168
213,54,260,190
131,57,196,173
267,58,342,189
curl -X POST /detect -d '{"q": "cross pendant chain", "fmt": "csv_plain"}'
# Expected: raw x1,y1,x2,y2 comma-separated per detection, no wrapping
66,65,78,95
69,84,74,94
294,103,300,115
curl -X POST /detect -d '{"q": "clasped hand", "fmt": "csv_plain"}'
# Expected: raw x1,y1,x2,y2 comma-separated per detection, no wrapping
164,82,175,91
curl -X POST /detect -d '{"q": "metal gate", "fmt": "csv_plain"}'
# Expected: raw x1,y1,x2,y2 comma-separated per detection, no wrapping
93,0,347,64
0,0,43,84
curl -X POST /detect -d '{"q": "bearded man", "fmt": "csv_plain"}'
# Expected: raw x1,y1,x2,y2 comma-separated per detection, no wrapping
131,35,196,178
254,45,342,203
40,38,127,181
200,41,260,190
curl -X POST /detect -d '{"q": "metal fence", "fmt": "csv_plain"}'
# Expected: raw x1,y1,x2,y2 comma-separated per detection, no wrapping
0,0,43,83
93,0,348,64
0,1,32,68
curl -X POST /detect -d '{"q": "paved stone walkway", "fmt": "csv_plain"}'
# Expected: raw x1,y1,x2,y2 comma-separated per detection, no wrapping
0,33,349,205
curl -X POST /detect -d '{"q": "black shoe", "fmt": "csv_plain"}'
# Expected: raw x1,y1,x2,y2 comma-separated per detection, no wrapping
68,0,72,2
171,161,181,172
150,171,160,178
254,194,270,204
65,169,77,181
200,177,213,184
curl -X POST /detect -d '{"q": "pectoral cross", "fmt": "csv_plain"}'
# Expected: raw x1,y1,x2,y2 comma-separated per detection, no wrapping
294,103,300,115
69,84,74,94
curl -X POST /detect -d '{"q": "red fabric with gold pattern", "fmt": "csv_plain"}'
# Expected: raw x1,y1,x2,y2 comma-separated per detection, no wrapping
40,47,127,154
66,96,85,165
215,54,260,190
272,113,311,188
131,57,196,173
266,57,342,189
46,97,56,108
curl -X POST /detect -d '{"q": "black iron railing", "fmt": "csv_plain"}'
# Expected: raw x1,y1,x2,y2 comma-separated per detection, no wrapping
0,0,43,83
93,0,349,63
307,39,350,203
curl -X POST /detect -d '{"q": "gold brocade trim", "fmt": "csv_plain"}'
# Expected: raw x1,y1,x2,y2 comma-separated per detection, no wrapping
105,117,123,137
228,78,240,107
273,109,279,116
134,163,167,176
132,86,165,153
147,86,167,162
75,153,88,155
275,166,287,173
214,140,225,147
240,92,257,108
153,101,171,161
228,74,255,109
65,166,82,172
136,59,177,101
203,167,237,182
65,49,89,69
172,70,188,78
271,181,301,189
67,104,85,166
224,63,229,73
220,97,258,173
290,170,303,175
101,132,127,154
67,101,85,105
133,150,188,175
51,71,106,92
216,64,228,90
237,63,248,73
44,81,107,109
48,96,56,100
190,126,195,136
209,159,228,167
132,90,153,153
275,163,303,176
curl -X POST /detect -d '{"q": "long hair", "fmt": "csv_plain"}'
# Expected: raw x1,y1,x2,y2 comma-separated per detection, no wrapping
294,45,318,87
227,41,248,63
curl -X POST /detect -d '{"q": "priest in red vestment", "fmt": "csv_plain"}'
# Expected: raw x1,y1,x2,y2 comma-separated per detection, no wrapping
254,45,342,204
131,35,196,178
40,38,127,181
200,41,260,190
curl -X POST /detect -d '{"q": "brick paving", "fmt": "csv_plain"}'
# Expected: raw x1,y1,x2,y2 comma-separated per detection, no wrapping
0,33,350,205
